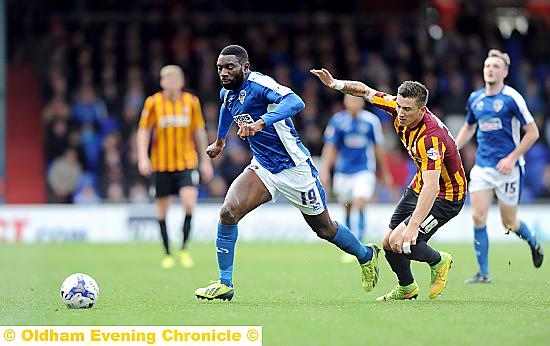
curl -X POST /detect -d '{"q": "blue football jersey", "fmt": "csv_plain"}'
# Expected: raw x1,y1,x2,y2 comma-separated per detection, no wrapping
466,85,534,168
217,71,309,174
324,110,384,174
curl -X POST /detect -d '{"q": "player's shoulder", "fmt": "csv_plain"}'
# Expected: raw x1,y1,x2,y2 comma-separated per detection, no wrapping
219,88,229,101
248,71,292,95
358,110,381,124
467,88,485,103
501,85,527,105
144,92,161,106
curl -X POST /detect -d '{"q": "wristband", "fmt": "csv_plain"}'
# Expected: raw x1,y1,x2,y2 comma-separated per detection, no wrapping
334,80,345,90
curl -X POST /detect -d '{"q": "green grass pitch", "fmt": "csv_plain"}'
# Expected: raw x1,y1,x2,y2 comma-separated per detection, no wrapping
1,242,549,345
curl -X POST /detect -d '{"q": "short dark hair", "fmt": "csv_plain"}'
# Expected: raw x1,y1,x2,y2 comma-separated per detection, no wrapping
220,45,249,64
397,81,429,106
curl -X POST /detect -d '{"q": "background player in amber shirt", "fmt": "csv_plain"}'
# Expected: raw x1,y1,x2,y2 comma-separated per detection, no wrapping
137,65,213,269
312,68,466,301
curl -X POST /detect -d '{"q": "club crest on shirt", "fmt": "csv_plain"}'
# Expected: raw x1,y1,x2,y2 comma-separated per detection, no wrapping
493,99,504,112
239,90,247,104
427,147,439,161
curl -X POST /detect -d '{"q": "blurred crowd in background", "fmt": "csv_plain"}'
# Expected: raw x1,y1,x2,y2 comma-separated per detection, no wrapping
8,0,550,204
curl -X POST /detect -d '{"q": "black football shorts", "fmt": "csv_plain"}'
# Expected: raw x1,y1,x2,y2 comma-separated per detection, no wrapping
151,169,200,198
389,187,465,242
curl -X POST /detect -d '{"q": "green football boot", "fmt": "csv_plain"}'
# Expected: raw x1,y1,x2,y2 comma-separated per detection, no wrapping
429,251,453,299
360,243,380,292
195,280,234,301
376,281,420,301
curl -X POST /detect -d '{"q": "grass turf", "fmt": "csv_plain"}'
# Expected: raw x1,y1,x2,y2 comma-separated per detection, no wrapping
1,242,549,345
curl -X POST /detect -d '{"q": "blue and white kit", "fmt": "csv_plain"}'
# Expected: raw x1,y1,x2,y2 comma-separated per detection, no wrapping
324,109,384,202
465,85,535,204
217,71,326,215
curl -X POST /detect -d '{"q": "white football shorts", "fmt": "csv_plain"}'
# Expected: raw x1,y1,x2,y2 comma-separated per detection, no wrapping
333,171,376,203
468,165,522,205
247,158,326,215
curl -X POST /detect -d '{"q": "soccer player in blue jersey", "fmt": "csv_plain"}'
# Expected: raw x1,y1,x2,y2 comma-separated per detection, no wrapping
455,49,543,284
320,95,392,263
194,45,379,301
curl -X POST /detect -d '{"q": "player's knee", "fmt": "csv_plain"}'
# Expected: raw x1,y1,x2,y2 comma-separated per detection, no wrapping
471,210,487,226
219,205,241,224
381,237,391,251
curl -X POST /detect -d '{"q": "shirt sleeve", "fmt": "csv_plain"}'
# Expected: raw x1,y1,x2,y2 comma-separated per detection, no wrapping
465,93,477,125
324,116,340,145
138,96,156,128
417,135,445,172
508,91,534,126
216,90,234,139
372,92,398,118
260,93,305,126
191,95,206,130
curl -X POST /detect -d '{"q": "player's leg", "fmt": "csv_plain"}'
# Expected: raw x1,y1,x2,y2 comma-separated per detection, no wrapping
178,186,198,268
381,188,463,299
345,202,352,235
465,166,495,283
378,189,417,300
176,169,200,268
218,168,271,284
156,196,172,268
333,173,359,263
496,177,543,268
339,202,356,263
281,160,379,292
352,171,376,242
153,172,175,268
195,166,272,300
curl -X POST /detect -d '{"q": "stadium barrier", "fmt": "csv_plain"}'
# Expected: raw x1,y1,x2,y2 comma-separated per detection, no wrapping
0,203,548,243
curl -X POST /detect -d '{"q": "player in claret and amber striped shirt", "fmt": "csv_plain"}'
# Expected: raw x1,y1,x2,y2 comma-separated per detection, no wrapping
137,65,213,269
312,68,466,301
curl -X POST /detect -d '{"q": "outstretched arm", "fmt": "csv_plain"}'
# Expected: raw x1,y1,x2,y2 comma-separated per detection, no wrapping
310,68,378,104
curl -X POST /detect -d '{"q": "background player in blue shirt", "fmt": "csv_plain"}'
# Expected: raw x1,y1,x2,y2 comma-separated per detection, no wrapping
455,49,543,284
320,95,392,262
194,45,379,301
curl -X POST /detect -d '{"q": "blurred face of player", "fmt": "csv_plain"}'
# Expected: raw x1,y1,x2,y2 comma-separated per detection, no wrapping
483,56,508,86
343,95,365,116
217,55,250,91
395,95,425,127
160,71,184,93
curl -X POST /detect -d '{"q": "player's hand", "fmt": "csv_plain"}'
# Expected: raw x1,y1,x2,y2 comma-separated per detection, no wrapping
496,155,516,175
382,172,394,187
206,141,224,158
319,171,331,190
199,160,214,183
393,225,418,254
138,158,152,176
309,68,337,89
237,119,265,139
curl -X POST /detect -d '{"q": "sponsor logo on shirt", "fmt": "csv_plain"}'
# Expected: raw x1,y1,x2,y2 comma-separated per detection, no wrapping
427,147,439,161
233,113,254,127
478,117,503,132
159,114,190,128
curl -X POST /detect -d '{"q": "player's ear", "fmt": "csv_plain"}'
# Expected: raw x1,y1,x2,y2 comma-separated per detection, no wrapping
243,62,250,73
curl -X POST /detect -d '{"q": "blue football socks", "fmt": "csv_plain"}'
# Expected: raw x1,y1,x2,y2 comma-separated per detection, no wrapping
474,226,489,276
216,223,238,287
331,222,372,264
516,221,537,249
357,210,366,242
